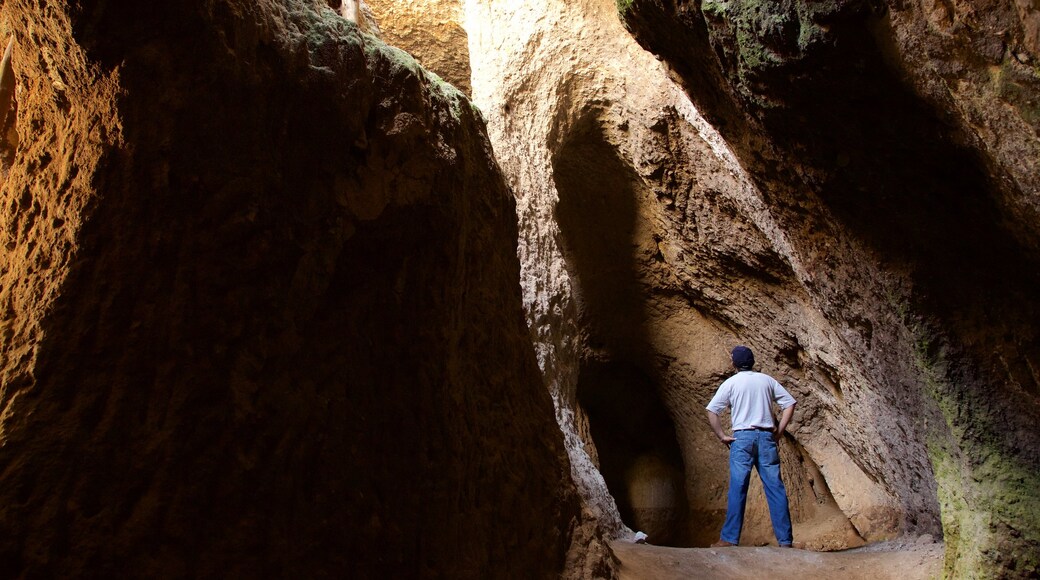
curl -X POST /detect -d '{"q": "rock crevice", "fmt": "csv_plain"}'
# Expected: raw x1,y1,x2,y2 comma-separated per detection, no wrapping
0,1,578,577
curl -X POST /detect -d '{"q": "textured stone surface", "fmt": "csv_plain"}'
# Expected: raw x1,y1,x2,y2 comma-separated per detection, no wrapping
620,0,1040,576
325,0,383,36
0,0,578,576
612,539,944,580
3,0,1036,576
464,0,893,558
367,0,472,95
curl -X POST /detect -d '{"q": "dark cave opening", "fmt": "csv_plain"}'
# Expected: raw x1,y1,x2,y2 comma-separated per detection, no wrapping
577,359,691,547
551,113,692,547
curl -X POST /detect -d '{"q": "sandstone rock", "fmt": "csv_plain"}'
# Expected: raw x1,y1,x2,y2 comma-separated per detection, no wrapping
464,0,895,560
6,0,1034,575
0,35,16,170
0,0,577,576
367,0,472,95
620,0,1040,575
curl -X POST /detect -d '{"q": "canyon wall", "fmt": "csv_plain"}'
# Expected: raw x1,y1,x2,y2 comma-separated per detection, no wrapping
462,0,1035,576
365,0,472,95
460,0,925,555
2,0,1037,577
615,0,1040,576
0,0,579,577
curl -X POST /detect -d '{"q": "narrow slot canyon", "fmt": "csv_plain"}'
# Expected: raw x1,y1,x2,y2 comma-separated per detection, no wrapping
578,360,689,548
0,0,1038,578
551,113,694,546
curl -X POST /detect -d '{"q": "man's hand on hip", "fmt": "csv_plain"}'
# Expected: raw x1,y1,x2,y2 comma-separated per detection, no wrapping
707,411,735,446
774,404,796,442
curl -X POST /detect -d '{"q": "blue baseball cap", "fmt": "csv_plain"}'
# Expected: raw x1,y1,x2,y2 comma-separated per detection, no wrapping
732,346,755,369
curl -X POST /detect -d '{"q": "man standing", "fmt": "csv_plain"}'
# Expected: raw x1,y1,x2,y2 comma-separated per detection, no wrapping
706,345,797,548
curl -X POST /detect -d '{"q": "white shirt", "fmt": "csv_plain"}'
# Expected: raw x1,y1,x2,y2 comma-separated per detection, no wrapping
705,370,796,431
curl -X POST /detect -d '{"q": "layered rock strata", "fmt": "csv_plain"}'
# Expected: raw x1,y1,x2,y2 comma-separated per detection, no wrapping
462,0,900,556
620,0,1040,576
332,0,1037,575
0,0,578,577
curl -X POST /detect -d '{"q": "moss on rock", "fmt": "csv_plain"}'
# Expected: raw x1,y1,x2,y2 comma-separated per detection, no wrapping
696,0,864,104
918,335,1040,578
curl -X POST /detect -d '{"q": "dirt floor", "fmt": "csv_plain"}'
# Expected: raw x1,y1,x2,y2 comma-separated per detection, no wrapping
611,537,944,580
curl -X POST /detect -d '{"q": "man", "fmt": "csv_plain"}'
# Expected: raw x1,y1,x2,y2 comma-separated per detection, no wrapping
705,345,797,548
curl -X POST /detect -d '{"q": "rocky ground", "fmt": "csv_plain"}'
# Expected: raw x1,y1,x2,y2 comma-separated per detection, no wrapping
612,537,944,580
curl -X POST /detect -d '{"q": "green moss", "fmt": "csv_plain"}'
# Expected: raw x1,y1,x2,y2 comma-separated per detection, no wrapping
697,0,867,107
917,337,1040,576
928,430,1040,577
735,3,786,69
735,26,769,70
993,60,1040,127
795,14,826,51
701,0,729,18
893,289,1040,578
293,1,472,127
616,0,634,16
362,41,421,76
698,0,799,104
427,70,468,119
359,33,471,123
926,442,965,574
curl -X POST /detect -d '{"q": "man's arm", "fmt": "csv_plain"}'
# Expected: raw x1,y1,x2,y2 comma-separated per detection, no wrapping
774,403,796,441
707,411,736,446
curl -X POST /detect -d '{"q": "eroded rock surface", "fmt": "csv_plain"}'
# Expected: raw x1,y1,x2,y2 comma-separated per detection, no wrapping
2,0,1037,576
367,0,472,95
0,0,577,577
463,0,901,558
619,0,1040,576
326,0,1037,576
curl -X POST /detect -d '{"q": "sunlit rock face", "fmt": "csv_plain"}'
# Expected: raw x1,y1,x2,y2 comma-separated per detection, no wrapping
0,0,578,576
461,0,912,557
620,0,1040,576
366,0,473,95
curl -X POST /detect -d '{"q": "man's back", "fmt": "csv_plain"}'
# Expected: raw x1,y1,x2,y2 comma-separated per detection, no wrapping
706,370,795,431
705,346,798,548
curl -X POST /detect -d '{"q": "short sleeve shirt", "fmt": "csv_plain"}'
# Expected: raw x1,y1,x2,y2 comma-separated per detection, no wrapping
705,370,796,431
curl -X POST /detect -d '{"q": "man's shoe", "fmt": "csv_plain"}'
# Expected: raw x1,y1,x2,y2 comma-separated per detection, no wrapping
779,544,793,548
711,540,737,548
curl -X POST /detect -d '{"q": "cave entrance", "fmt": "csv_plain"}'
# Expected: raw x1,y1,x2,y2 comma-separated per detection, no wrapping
551,113,692,547
578,359,692,547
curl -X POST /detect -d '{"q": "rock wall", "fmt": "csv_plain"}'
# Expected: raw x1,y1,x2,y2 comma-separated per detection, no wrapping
462,0,903,556
0,0,578,577
619,0,1040,576
366,0,472,95
364,0,1040,575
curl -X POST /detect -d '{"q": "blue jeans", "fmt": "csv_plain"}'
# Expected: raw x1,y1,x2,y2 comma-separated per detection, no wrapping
720,429,793,546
